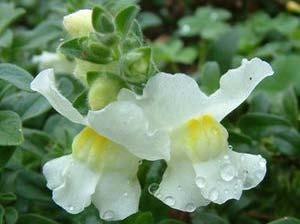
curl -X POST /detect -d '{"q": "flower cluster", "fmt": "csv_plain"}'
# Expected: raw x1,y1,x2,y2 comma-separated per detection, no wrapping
30,9,274,221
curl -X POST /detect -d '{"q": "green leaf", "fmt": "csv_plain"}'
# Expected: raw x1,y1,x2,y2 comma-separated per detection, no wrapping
0,29,13,48
0,192,17,204
0,3,25,33
115,5,139,35
0,205,4,224
44,114,82,148
138,12,162,29
268,217,300,224
200,61,220,94
178,6,231,40
17,214,59,224
0,92,51,121
192,212,228,224
158,220,186,224
123,212,154,224
59,37,113,64
207,28,239,72
0,111,23,146
0,64,33,92
4,207,18,224
239,113,300,155
257,55,300,93
0,146,15,167
281,88,298,127
16,170,49,202
92,6,114,33
16,21,61,50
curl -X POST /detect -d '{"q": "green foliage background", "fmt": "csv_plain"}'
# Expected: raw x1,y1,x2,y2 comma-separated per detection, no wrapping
0,0,300,223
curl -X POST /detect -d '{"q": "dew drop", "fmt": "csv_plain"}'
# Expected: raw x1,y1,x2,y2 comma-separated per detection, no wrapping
209,189,219,201
185,202,196,212
224,189,229,195
123,192,128,197
228,145,233,150
220,164,235,181
195,176,206,188
148,183,159,195
68,206,74,212
138,160,143,165
102,210,114,220
223,155,229,160
164,196,175,206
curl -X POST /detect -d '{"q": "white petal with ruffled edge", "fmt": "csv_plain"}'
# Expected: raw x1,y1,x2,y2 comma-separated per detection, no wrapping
193,150,266,204
88,101,170,161
205,58,273,121
92,148,141,221
154,152,209,211
118,73,208,131
51,156,100,214
43,155,72,190
30,69,87,125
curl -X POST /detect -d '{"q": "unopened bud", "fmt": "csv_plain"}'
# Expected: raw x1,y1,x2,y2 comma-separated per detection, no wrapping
63,9,93,37
123,47,153,84
88,74,123,110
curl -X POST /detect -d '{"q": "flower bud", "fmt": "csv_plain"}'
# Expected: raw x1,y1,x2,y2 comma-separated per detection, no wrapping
287,1,300,13
33,51,75,74
122,47,153,84
88,73,124,110
63,9,93,37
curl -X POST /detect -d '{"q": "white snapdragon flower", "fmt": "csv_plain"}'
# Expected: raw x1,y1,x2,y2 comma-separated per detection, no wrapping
86,58,274,211
32,51,75,74
30,69,170,220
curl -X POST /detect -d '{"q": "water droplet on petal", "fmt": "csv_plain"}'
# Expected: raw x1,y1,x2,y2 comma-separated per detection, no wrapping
164,196,175,206
177,185,182,191
148,183,159,195
123,192,128,197
223,155,229,160
103,210,114,220
220,164,235,181
195,176,206,188
68,206,74,212
228,145,233,150
185,202,196,212
138,160,143,165
209,189,219,201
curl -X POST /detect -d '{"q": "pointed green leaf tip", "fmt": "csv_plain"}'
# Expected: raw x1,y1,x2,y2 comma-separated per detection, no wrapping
0,63,33,92
115,5,140,35
92,6,115,33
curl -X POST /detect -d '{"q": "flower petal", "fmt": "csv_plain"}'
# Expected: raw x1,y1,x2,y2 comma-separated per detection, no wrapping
118,72,208,130
206,58,273,121
92,148,141,221
43,155,72,190
88,101,170,161
51,156,99,214
30,69,87,125
193,150,267,204
154,152,209,212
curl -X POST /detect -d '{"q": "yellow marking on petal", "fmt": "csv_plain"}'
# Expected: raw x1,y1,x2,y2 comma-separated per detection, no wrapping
172,114,228,162
72,127,113,171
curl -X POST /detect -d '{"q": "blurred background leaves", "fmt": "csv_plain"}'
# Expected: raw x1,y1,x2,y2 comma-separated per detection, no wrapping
0,0,300,223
